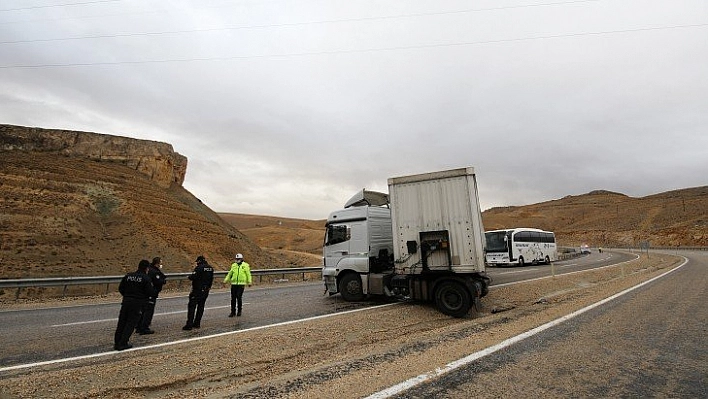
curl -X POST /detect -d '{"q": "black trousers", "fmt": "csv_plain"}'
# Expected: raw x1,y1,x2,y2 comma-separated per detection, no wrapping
186,288,209,327
115,300,143,346
230,284,246,314
138,294,158,332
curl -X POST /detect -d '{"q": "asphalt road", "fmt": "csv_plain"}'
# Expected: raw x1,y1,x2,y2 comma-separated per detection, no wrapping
485,250,637,286
0,250,633,369
387,250,707,398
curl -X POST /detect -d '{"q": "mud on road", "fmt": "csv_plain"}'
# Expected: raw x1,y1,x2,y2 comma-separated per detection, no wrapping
0,253,683,398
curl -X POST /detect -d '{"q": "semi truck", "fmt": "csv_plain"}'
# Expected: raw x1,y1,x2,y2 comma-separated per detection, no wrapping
322,167,490,317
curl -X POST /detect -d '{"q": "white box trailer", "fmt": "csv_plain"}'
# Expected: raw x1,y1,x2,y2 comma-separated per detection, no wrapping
388,167,487,276
323,167,490,317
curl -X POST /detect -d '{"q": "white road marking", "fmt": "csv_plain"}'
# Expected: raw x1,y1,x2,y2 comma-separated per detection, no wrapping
50,304,241,327
492,253,640,288
5,253,649,376
366,256,688,399
2,303,396,373
497,268,538,275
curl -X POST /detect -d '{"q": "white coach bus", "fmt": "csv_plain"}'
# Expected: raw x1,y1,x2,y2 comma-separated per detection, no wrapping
485,228,557,267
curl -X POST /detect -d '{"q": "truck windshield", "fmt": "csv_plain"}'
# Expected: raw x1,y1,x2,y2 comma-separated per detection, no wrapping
325,224,350,246
485,231,509,252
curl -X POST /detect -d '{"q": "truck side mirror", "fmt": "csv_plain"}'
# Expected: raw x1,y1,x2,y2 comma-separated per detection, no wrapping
406,240,418,254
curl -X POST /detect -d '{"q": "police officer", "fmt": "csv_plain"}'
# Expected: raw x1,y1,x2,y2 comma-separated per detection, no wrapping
224,253,252,317
114,259,154,351
183,255,214,330
137,256,167,335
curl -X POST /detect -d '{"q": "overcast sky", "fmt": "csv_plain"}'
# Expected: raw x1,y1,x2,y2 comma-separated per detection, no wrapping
1,0,706,219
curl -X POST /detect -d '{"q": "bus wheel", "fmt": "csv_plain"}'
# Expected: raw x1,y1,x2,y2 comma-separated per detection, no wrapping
339,273,364,301
544,256,550,265
434,281,472,318
518,257,525,267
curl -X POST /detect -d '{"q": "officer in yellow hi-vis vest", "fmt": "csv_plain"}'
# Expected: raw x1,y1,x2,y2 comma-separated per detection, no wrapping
224,253,252,317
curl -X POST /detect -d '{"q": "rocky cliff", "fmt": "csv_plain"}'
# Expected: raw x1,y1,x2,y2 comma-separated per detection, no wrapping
0,124,187,188
0,125,282,283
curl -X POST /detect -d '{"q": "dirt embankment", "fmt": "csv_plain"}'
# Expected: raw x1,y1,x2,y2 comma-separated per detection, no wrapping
0,253,682,398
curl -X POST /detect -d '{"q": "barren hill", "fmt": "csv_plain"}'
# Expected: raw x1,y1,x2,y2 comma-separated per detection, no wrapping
1,124,705,282
218,213,324,267
483,187,708,247
218,213,324,254
226,187,707,258
0,125,281,279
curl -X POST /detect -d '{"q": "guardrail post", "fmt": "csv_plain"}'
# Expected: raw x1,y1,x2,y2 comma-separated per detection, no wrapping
62,285,68,297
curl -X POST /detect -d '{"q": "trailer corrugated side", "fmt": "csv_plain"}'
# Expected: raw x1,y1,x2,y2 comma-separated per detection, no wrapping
387,167,486,274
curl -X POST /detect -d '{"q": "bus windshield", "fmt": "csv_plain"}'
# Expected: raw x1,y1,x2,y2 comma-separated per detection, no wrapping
485,231,509,252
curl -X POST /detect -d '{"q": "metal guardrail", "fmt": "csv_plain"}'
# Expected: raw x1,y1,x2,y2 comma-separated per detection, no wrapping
2,246,706,299
0,267,322,299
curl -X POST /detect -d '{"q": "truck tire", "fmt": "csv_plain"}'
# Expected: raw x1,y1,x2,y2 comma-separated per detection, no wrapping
339,273,364,301
518,256,525,267
434,280,472,318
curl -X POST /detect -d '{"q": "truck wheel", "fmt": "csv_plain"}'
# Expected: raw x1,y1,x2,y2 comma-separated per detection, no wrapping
339,273,364,301
518,257,525,267
434,281,472,318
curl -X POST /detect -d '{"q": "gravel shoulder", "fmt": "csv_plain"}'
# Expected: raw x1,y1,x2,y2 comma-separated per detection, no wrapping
0,253,683,398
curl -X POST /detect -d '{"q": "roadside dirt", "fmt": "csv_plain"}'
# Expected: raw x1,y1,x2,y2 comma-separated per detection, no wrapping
0,253,682,398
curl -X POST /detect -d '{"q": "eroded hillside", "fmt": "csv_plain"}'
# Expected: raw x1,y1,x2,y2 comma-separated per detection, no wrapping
483,188,708,247
0,128,280,279
219,213,324,254
1,124,704,281
225,188,707,259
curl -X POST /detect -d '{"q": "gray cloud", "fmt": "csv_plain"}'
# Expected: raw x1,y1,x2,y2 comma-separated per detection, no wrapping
1,0,706,219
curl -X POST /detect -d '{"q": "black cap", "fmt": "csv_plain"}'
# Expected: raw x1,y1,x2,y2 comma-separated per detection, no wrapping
195,255,205,262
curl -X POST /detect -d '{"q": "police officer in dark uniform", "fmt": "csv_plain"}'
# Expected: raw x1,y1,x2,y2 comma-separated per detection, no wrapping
183,255,214,330
137,256,167,335
114,259,154,351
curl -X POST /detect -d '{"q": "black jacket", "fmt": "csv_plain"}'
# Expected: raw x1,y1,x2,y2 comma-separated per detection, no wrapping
118,270,154,304
189,260,214,291
146,264,167,294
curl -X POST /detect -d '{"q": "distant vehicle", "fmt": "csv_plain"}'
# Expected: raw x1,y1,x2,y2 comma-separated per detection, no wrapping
580,244,591,254
485,228,557,267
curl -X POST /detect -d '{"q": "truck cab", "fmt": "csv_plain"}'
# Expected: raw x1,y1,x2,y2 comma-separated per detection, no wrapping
322,190,393,300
